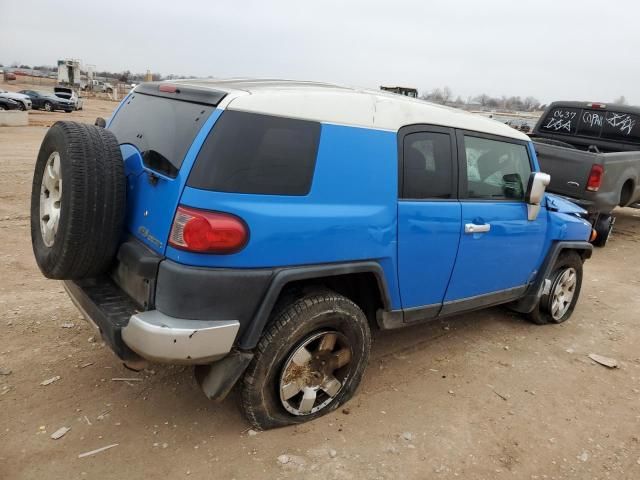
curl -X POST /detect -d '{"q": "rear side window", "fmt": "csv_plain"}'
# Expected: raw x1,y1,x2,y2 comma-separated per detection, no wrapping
188,110,321,195
109,93,213,173
402,132,453,199
463,136,531,200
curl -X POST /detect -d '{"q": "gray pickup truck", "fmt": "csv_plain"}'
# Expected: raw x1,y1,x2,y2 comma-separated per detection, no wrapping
531,101,640,246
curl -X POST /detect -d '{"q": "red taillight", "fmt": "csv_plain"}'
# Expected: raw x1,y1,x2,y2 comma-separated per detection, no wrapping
586,164,604,192
587,102,606,109
169,206,248,253
159,84,179,93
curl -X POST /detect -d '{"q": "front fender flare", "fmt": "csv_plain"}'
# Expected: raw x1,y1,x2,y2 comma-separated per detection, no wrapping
510,241,592,314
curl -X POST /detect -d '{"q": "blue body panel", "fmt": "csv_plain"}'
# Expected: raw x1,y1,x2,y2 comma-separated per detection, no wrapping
106,89,590,318
396,201,461,308
171,123,403,309
444,201,548,300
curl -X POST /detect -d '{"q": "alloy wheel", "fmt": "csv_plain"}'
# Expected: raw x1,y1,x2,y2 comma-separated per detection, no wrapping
279,330,353,416
548,267,577,320
39,151,62,247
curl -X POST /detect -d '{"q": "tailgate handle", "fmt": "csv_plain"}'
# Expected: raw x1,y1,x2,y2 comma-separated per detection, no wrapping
567,181,580,188
465,223,491,234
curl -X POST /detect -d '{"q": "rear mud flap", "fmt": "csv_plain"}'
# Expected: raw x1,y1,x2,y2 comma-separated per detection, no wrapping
195,350,254,401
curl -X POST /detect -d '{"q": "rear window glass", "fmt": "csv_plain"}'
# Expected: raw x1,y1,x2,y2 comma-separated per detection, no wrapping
577,109,606,137
602,111,640,142
540,106,640,144
109,93,213,171
539,107,580,134
187,110,321,195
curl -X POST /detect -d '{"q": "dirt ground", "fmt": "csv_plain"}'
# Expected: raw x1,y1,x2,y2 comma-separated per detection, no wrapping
1,94,640,480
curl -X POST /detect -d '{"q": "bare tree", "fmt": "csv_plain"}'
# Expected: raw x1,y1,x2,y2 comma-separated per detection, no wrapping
474,93,490,107
523,96,540,111
441,86,452,104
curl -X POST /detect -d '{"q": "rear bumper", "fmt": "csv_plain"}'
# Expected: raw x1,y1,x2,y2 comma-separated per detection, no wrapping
122,311,239,364
64,278,239,364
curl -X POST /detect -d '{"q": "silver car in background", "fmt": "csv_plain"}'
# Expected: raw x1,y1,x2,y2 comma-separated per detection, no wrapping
0,89,32,110
54,86,84,111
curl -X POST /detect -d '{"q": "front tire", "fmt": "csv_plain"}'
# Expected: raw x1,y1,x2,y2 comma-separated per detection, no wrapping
18,102,26,111
241,290,371,430
592,214,614,247
527,251,583,325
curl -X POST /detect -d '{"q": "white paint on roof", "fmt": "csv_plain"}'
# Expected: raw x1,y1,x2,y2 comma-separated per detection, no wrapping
171,78,530,140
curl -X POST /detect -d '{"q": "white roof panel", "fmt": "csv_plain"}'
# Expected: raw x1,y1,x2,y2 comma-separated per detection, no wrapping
171,79,530,141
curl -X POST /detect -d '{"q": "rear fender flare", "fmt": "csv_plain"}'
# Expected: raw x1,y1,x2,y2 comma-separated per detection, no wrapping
238,261,392,349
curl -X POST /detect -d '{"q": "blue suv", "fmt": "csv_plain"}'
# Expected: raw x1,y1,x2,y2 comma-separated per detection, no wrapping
30,79,593,429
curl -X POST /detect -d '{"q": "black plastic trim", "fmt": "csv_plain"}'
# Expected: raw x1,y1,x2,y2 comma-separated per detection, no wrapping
440,285,527,316
64,279,141,362
377,285,528,330
134,82,227,106
195,350,254,401
155,260,274,339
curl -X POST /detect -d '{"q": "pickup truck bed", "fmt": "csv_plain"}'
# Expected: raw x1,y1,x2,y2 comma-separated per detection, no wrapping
533,140,640,214
529,101,640,246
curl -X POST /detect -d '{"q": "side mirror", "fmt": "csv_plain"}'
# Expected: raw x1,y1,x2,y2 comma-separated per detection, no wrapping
525,172,551,221
94,117,106,128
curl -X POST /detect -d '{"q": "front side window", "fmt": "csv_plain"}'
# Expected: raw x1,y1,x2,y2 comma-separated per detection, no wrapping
464,136,531,200
402,132,453,199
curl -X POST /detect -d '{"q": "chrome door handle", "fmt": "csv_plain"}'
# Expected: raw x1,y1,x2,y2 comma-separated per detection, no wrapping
465,223,491,234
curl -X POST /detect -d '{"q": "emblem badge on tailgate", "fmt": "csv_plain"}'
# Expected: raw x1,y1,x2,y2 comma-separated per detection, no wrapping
138,226,162,248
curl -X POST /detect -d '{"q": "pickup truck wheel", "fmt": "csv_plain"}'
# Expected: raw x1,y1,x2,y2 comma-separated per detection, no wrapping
30,121,126,279
241,291,371,430
527,252,583,325
592,214,614,247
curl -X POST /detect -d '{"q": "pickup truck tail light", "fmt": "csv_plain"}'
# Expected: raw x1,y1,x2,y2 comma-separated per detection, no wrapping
586,165,604,192
169,206,248,254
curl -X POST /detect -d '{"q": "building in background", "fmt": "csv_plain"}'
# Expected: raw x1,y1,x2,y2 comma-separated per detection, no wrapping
57,59,81,87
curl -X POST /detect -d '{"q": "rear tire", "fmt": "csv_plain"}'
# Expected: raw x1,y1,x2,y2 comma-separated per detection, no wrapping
241,290,371,430
527,251,583,325
43,101,53,112
30,121,126,279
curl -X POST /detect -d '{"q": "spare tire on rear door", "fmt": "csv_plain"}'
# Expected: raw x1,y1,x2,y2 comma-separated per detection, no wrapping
30,121,126,279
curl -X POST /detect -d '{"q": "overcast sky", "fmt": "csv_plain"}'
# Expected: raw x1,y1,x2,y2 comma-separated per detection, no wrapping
1,0,638,104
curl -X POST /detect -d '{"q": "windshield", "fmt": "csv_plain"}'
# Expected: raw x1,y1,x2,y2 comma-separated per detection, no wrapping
109,92,214,172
